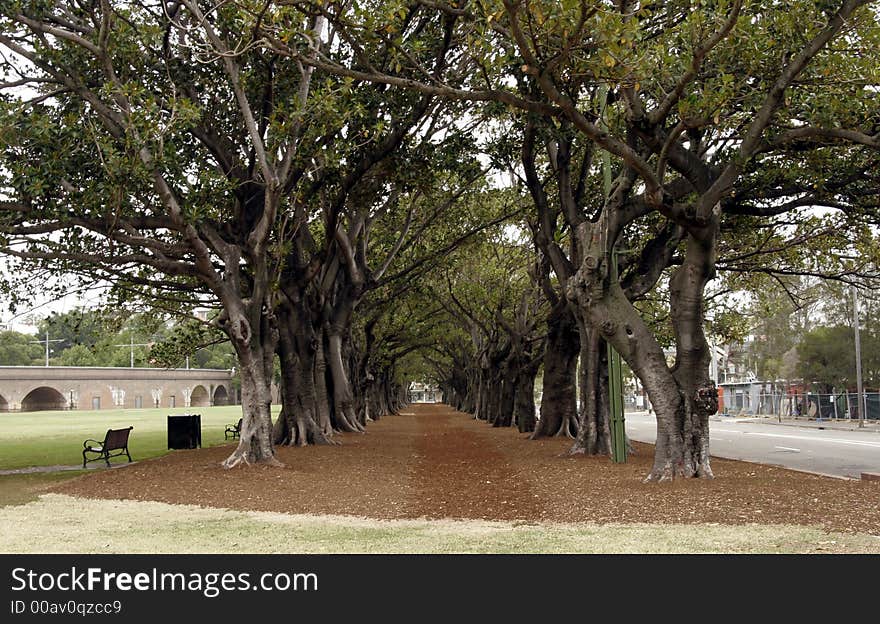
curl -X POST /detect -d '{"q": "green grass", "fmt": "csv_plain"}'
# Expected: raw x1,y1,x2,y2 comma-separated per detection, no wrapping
0,472,82,507
0,405,264,470
2,494,878,554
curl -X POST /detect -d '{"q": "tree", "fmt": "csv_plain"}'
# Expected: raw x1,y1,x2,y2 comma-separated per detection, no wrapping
246,2,492,446
417,215,547,431
0,1,326,467
37,309,109,352
797,325,880,391
0,331,42,366
36,308,166,367
146,317,237,370
1,1,511,465
301,0,880,480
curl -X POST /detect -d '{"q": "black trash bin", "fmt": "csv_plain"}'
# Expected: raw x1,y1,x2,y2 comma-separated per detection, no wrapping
167,414,202,449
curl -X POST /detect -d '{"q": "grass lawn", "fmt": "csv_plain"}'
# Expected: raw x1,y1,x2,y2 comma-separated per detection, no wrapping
0,405,265,470
2,494,878,554
0,472,83,507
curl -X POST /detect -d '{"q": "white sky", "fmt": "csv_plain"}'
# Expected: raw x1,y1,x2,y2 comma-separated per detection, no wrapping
1,260,110,334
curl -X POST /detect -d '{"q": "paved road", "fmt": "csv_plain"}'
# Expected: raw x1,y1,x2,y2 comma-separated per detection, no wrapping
625,412,880,479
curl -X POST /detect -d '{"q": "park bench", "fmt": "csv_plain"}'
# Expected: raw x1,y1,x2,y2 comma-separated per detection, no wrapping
225,418,242,440
82,427,133,468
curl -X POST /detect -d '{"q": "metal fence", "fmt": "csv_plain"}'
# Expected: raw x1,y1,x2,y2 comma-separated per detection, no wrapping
723,391,880,420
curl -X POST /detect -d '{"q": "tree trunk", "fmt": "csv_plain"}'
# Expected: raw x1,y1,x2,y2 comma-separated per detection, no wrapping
568,268,686,480
569,322,612,455
462,367,479,412
494,365,517,427
515,364,538,433
348,339,370,426
532,302,580,439
221,308,279,468
223,362,278,468
474,368,494,422
327,331,365,432
313,331,334,436
667,229,719,479
274,300,333,447
485,367,503,424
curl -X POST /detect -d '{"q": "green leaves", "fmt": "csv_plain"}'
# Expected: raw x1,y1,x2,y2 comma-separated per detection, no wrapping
797,324,880,390
0,330,45,366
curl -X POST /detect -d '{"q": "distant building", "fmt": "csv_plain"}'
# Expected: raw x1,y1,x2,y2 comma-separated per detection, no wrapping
718,380,765,415
408,382,440,403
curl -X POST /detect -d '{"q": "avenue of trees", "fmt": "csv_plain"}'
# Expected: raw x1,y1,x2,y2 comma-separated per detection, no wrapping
2,1,879,480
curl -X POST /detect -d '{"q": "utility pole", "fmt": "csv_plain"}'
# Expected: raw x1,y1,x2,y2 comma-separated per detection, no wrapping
853,286,866,428
30,331,63,367
114,335,150,368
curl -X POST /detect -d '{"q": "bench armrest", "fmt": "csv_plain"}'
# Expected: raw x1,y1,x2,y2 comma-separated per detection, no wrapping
83,439,102,449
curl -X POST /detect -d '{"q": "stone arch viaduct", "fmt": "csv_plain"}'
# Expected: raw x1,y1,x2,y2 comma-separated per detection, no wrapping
0,366,235,412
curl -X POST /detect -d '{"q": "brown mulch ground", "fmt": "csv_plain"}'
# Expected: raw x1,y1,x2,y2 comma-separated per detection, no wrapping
52,403,880,534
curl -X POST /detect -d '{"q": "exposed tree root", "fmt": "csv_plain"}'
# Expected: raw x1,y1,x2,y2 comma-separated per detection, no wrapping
221,452,284,470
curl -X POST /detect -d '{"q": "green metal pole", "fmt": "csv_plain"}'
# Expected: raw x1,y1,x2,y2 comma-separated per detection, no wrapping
608,340,627,463
607,248,627,464
598,84,626,463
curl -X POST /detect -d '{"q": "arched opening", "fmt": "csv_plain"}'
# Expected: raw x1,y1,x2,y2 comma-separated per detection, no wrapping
213,385,230,406
0,394,8,412
21,386,67,412
191,385,210,407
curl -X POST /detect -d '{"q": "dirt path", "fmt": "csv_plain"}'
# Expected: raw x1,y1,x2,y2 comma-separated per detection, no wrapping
51,404,880,533
405,404,542,520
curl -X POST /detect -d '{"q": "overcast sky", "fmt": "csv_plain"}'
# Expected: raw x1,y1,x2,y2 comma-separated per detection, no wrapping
1,260,110,333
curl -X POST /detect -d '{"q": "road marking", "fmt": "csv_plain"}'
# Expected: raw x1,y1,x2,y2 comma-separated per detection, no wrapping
740,431,880,448
629,418,880,448
774,446,801,452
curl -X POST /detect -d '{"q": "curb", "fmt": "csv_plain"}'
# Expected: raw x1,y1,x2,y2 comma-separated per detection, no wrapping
745,420,880,434
707,452,860,481
709,415,880,434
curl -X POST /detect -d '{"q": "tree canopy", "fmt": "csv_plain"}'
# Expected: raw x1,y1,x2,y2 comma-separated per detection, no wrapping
797,324,879,391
